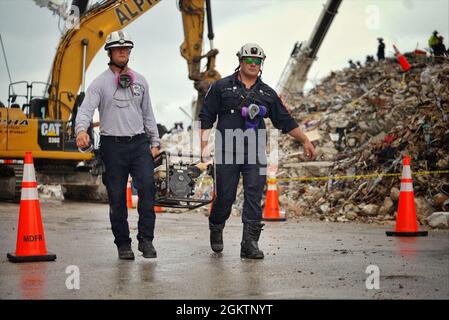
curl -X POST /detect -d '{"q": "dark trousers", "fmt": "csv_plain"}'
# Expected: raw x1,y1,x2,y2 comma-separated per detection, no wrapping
100,134,155,247
209,162,266,225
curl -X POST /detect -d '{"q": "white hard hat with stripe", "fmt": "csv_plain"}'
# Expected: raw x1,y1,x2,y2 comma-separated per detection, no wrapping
236,43,266,60
105,30,134,50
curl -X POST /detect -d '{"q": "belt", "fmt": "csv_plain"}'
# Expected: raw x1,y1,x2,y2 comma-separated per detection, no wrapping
219,108,239,116
101,133,146,143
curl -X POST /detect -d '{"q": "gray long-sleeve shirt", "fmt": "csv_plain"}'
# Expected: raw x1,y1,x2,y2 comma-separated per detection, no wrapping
75,68,160,147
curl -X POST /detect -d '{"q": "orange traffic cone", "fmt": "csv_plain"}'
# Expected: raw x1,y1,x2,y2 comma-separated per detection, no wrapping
208,190,215,216
154,205,164,213
126,176,139,208
126,177,134,208
386,156,428,237
7,152,56,262
393,44,411,72
263,177,286,221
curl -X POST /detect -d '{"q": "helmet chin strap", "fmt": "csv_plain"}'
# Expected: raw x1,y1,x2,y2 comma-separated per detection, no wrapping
108,50,129,71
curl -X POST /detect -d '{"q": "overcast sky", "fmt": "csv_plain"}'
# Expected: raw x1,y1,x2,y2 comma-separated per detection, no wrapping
1,0,448,128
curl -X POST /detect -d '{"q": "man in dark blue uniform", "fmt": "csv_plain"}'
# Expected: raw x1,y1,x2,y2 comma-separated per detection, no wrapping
377,37,385,61
199,43,316,259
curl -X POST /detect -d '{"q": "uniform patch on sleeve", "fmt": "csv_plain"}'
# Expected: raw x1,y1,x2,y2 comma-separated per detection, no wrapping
278,94,292,114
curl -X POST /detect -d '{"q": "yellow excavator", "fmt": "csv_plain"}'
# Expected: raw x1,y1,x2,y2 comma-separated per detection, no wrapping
0,0,220,201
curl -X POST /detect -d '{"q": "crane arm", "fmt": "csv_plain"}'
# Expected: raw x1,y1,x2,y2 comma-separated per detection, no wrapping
278,0,342,100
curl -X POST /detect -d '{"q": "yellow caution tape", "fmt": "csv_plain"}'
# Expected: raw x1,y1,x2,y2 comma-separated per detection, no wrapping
276,170,449,182
196,170,449,185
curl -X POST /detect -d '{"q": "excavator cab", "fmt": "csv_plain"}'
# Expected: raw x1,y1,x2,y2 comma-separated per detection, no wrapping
8,81,30,113
29,98,48,119
7,81,51,119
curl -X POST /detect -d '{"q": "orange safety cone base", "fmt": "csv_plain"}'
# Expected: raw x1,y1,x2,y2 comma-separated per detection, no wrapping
7,252,56,263
263,205,287,221
386,231,428,237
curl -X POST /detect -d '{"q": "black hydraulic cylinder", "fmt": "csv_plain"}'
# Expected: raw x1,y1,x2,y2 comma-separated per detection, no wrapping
205,0,214,41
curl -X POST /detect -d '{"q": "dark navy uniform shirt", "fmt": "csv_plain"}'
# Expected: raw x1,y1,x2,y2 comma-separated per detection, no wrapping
199,72,298,163
199,72,298,134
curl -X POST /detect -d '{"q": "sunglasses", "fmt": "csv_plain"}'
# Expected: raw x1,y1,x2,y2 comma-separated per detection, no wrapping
243,57,262,65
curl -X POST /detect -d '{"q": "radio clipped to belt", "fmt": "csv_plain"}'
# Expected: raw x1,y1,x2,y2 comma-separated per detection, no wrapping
241,103,267,130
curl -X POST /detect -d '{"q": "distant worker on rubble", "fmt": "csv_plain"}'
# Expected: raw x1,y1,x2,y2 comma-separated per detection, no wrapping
199,43,316,259
75,30,161,260
172,122,184,133
377,37,385,61
348,59,357,69
366,55,375,64
428,30,439,54
433,35,448,57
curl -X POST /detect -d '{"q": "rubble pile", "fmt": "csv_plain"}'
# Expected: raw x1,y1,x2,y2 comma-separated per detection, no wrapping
278,55,449,227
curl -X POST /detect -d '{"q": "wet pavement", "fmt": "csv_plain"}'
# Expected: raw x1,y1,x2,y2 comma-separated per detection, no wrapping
0,202,448,299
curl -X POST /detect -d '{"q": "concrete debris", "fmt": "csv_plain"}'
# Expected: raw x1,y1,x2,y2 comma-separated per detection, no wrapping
360,204,380,216
38,184,64,201
379,197,394,215
426,212,449,229
414,197,435,217
390,187,400,202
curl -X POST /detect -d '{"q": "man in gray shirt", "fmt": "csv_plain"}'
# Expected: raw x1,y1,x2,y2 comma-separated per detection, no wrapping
76,30,160,260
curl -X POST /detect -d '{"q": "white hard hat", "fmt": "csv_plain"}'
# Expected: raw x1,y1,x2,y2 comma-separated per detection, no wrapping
104,30,134,50
236,43,266,60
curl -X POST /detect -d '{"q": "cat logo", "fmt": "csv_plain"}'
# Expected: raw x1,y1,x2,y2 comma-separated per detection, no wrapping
41,122,62,137
38,121,63,150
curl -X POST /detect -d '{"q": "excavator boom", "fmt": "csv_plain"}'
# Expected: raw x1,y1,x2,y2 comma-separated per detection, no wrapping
178,0,220,120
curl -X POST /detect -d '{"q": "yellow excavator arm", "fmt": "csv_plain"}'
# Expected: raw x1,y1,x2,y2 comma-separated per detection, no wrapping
178,0,221,119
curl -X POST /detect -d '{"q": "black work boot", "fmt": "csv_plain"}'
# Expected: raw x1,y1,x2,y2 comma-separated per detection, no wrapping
117,243,135,260
138,239,157,258
240,223,265,259
209,222,225,253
